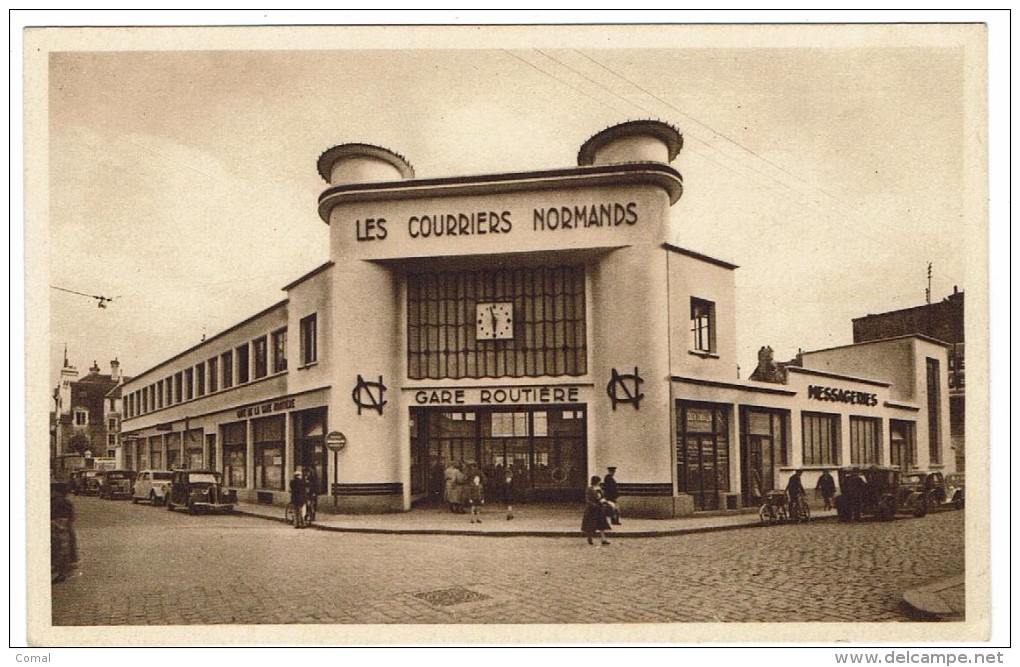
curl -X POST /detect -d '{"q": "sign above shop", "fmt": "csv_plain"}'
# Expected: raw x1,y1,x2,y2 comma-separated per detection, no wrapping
236,397,296,419
412,385,581,406
807,385,878,407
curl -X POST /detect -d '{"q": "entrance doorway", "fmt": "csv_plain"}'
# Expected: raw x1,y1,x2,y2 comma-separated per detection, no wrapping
293,408,328,495
739,408,789,507
676,401,730,511
410,405,587,504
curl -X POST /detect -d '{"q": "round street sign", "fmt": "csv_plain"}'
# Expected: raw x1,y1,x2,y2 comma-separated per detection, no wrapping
326,431,347,452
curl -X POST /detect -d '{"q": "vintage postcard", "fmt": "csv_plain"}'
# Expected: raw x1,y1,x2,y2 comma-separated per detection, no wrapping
21,19,994,647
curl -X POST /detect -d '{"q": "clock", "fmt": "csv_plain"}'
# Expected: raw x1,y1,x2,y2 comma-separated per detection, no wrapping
476,302,514,340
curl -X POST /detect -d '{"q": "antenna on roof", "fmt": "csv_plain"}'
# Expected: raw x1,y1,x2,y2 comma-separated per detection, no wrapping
925,262,932,305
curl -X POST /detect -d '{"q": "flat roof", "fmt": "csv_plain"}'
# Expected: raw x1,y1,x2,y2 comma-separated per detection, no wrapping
671,375,796,396
282,261,334,291
801,333,952,356
786,365,891,388
662,242,739,270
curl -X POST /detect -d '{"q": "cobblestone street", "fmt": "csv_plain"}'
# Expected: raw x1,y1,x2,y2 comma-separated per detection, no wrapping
51,496,964,626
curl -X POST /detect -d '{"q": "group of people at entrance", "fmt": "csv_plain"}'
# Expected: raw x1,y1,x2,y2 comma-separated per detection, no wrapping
443,460,514,522
581,467,621,545
289,468,319,529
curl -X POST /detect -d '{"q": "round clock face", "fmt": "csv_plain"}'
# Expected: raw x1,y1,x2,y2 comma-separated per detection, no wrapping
476,302,514,340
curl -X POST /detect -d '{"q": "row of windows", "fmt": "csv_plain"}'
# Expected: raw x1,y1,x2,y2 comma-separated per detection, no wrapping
801,412,918,468
124,314,318,419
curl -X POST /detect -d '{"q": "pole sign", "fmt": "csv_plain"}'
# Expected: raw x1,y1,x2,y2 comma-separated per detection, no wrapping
326,431,347,452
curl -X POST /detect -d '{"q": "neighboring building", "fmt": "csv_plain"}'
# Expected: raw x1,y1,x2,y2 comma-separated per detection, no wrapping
852,289,965,471
120,120,953,516
52,354,127,477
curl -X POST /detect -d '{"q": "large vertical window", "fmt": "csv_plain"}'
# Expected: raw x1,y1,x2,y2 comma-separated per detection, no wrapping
254,416,285,490
174,373,183,404
253,336,268,379
156,382,163,409
690,297,716,353
850,416,882,465
927,357,942,465
236,344,250,384
196,362,206,396
208,357,219,393
890,420,917,471
407,266,587,380
272,328,288,373
676,402,730,511
300,314,318,366
802,412,840,466
222,422,247,488
73,408,88,426
221,350,234,389
165,378,173,406
184,368,194,400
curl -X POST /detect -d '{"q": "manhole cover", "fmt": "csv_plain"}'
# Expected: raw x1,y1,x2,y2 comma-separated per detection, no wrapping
414,586,491,607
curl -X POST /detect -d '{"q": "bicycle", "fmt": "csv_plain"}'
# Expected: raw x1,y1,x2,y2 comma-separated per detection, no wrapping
790,494,811,523
758,491,789,526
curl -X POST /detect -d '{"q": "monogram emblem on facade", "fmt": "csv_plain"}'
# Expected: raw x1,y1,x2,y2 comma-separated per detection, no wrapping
606,367,644,410
352,375,387,415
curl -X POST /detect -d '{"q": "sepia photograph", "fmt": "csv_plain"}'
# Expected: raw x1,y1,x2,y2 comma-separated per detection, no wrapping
16,14,1003,651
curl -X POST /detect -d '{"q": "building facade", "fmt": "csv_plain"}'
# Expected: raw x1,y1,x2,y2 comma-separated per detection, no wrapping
852,289,964,471
52,355,126,477
119,120,953,515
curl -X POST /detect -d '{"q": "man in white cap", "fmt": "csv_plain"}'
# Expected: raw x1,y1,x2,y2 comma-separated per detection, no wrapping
603,466,621,525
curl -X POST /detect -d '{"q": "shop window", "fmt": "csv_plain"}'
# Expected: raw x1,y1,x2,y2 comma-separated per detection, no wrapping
802,412,840,466
890,420,917,471
407,266,587,380
196,362,206,396
221,350,234,389
676,402,730,511
208,357,219,393
148,436,163,470
272,328,288,373
166,432,181,470
222,422,247,487
254,416,285,490
739,407,790,505
300,314,318,366
850,416,881,465
927,358,942,464
236,344,250,384
690,297,716,353
253,336,268,379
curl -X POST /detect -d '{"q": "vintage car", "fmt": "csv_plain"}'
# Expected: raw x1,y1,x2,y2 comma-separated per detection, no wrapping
132,470,174,506
73,469,101,496
944,473,965,510
834,466,928,521
98,469,137,499
165,469,236,514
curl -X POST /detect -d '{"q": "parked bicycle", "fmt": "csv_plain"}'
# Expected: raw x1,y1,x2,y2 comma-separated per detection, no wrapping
758,491,789,526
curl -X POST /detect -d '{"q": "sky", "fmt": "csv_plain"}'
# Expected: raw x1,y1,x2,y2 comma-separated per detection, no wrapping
40,25,982,390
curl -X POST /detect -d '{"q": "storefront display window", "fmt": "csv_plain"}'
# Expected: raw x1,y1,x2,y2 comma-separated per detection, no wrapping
148,436,163,470
802,412,840,466
890,419,917,471
166,432,181,470
254,415,285,490
850,416,881,465
222,421,246,487
739,407,789,506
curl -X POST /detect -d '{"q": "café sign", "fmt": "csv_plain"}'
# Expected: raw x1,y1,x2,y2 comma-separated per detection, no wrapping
236,397,296,419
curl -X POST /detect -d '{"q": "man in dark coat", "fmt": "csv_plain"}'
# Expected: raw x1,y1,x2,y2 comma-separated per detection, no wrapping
786,470,806,521
289,469,308,529
603,466,621,525
816,469,836,510
843,468,865,522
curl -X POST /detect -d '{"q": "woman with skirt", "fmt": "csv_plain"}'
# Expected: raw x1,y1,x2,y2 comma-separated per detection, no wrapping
581,475,611,545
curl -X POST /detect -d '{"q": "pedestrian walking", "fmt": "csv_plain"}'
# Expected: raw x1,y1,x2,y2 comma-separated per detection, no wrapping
581,476,611,545
444,461,464,513
289,469,308,529
786,469,807,521
843,468,866,522
816,469,836,511
603,466,622,525
51,481,78,584
463,463,485,523
503,465,516,521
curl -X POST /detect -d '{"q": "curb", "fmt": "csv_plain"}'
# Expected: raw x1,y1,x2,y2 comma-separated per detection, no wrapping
231,507,838,538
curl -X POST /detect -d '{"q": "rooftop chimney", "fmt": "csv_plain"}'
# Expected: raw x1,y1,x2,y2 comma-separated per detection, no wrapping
111,358,121,381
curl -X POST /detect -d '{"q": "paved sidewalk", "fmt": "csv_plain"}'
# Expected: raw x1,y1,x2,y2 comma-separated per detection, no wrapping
902,574,966,620
233,499,839,537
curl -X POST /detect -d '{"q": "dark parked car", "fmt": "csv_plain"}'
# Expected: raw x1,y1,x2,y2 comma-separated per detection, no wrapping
73,469,101,496
945,473,965,510
166,470,236,514
835,466,928,521
98,469,137,499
